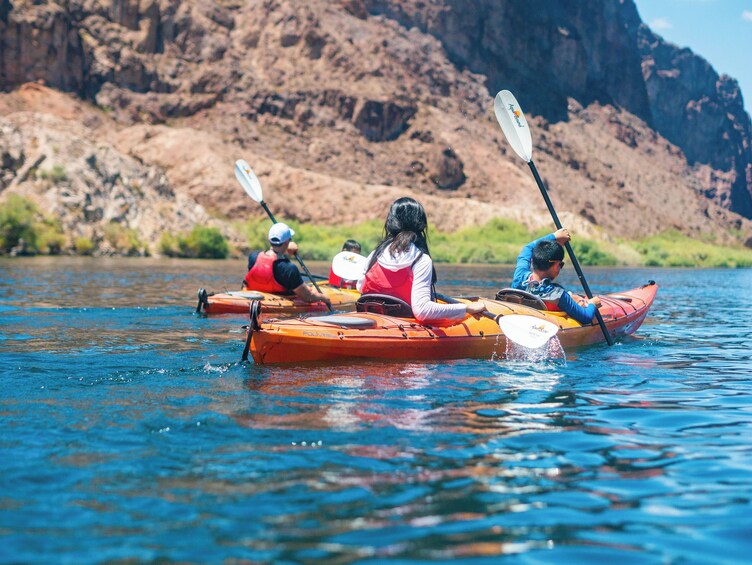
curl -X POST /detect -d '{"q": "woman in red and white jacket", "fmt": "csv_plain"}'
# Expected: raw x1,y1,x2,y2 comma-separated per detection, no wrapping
357,197,486,324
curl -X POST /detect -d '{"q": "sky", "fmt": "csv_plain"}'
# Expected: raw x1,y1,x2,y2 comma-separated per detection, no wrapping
632,0,752,116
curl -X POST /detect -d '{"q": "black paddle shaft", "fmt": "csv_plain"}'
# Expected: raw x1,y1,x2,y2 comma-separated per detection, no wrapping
259,200,332,312
527,161,614,346
435,292,497,323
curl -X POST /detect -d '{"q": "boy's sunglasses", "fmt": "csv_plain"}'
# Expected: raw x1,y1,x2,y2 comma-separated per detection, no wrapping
549,260,565,268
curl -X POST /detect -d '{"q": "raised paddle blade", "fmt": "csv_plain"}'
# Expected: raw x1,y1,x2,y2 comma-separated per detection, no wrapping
493,90,533,163
234,159,264,203
331,251,367,281
498,315,559,349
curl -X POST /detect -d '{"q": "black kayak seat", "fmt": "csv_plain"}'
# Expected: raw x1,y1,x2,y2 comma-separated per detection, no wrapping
495,288,547,310
307,315,378,329
356,294,413,318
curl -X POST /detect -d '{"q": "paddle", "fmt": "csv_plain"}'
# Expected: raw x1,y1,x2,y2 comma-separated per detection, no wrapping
331,251,367,281
234,159,332,312
434,292,559,350
493,90,613,346
329,260,558,349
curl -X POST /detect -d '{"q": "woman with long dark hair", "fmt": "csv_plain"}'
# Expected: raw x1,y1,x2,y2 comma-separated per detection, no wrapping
358,197,486,323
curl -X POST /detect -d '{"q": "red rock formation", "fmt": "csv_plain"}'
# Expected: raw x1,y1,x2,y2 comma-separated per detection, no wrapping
0,0,750,255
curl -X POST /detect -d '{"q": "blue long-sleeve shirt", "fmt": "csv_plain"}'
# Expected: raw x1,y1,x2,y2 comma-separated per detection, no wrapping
510,234,597,325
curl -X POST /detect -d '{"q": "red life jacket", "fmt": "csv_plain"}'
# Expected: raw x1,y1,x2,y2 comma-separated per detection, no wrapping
360,259,417,306
328,267,357,289
243,252,287,293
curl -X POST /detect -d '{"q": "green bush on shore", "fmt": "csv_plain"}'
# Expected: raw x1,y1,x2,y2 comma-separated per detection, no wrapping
635,230,752,268
0,193,66,255
75,237,95,255
104,222,147,256
160,226,229,259
2,192,750,267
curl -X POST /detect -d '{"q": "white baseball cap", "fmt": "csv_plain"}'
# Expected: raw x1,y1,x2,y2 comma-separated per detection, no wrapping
268,222,295,245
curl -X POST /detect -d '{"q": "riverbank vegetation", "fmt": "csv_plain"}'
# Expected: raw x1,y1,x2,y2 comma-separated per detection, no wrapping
2,194,751,267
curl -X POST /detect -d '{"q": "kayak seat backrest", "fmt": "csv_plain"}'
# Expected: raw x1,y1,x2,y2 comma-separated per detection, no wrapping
495,288,547,310
356,293,413,318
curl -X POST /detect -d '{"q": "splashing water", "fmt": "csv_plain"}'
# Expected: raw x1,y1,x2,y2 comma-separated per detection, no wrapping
505,334,565,362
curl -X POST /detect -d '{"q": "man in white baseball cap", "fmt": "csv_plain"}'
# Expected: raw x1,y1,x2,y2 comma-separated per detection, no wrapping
267,222,294,246
242,222,332,308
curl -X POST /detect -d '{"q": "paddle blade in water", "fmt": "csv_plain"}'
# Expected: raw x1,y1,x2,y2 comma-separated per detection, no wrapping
331,251,367,281
235,159,264,202
493,90,533,163
498,315,558,349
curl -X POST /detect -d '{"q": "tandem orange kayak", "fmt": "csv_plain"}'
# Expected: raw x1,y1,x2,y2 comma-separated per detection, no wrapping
243,281,657,364
196,285,360,316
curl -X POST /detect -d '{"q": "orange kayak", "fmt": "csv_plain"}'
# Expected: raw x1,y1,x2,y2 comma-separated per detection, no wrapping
196,285,360,316
245,282,657,364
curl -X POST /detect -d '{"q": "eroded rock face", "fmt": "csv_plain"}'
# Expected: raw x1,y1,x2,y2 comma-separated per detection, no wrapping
363,0,653,124
0,106,216,254
362,0,752,220
639,26,752,218
0,0,750,253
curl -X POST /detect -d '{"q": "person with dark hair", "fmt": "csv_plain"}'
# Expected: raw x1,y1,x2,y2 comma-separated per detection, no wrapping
342,240,361,253
329,239,362,289
357,197,486,323
243,222,332,308
510,228,601,324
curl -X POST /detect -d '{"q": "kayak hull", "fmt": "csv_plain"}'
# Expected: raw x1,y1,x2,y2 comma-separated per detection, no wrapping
248,282,657,364
198,285,360,315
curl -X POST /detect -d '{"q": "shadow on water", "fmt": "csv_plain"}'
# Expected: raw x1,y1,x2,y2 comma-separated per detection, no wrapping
1,258,751,563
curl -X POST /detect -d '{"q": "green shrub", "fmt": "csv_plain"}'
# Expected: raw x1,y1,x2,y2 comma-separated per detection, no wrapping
179,226,229,259
0,194,69,255
635,230,752,268
159,232,180,257
39,164,68,183
104,222,144,256
570,239,617,266
36,219,66,255
0,194,39,253
75,237,95,255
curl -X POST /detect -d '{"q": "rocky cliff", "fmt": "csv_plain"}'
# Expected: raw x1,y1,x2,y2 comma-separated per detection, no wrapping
1,0,750,255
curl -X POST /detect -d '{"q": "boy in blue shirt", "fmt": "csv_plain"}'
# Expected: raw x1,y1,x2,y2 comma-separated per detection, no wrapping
511,228,601,324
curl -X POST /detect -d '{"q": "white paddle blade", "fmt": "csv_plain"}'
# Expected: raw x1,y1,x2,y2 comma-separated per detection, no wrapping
234,159,264,203
493,90,533,163
498,315,558,349
331,251,367,281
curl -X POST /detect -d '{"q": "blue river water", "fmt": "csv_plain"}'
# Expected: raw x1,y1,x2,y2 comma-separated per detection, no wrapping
1,257,751,564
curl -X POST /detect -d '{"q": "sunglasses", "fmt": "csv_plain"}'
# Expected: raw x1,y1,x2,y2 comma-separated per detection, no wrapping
549,260,565,268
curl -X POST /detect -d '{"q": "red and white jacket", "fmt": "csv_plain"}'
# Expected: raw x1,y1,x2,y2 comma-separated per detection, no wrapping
358,243,466,323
